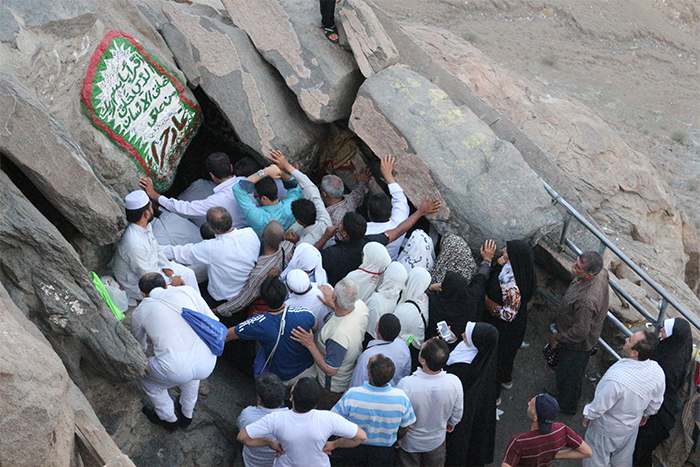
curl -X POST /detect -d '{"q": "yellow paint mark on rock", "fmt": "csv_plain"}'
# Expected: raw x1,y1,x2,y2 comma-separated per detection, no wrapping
462,133,488,149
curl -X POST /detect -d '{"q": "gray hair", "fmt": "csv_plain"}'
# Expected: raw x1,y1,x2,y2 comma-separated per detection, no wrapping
334,278,359,309
321,175,345,199
579,251,604,275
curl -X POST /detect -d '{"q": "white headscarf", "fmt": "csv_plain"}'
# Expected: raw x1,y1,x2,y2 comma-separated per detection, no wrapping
663,318,675,339
397,229,435,273
281,243,328,285
344,242,391,302
447,322,479,365
398,267,432,305
394,267,432,349
366,262,408,338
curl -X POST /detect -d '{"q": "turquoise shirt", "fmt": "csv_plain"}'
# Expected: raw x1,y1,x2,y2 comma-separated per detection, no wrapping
232,180,302,237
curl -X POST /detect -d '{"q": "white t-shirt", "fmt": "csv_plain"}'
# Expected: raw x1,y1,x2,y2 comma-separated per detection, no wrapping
238,406,289,467
245,409,359,467
397,368,464,453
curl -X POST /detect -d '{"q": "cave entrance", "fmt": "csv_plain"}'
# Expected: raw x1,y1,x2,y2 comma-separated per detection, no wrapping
162,87,266,199
0,153,80,243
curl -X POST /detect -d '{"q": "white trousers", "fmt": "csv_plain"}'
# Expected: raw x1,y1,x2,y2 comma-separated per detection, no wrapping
169,263,199,293
140,354,216,422
582,427,638,467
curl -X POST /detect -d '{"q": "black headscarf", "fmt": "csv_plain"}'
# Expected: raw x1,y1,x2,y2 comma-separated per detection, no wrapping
654,318,693,426
428,271,487,339
485,240,536,311
445,322,499,467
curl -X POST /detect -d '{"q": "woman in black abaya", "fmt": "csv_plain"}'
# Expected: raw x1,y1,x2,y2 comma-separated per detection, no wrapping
445,322,499,467
483,240,536,391
633,317,693,466
427,240,496,340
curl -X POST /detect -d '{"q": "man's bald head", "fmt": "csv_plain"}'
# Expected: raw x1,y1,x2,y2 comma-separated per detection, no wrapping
262,220,285,249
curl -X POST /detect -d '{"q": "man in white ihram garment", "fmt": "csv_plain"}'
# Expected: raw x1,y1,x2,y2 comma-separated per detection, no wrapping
112,190,198,305
132,273,218,431
162,206,260,307
582,329,665,467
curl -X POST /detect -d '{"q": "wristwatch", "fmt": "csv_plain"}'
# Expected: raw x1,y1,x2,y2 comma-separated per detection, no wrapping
257,169,265,178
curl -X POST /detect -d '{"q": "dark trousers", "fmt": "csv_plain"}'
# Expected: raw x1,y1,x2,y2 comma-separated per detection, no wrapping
554,347,590,414
317,387,344,411
633,414,671,466
320,0,336,29
332,444,396,467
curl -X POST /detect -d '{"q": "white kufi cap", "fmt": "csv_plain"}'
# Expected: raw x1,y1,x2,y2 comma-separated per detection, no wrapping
125,190,150,210
286,269,311,294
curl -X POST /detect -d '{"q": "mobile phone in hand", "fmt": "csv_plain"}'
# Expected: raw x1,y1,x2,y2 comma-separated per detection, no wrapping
437,321,451,341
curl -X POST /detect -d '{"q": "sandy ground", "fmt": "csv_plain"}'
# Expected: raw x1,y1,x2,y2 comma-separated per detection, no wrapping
371,0,700,231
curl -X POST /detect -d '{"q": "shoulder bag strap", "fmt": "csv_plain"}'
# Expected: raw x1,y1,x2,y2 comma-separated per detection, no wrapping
406,300,427,330
261,305,288,374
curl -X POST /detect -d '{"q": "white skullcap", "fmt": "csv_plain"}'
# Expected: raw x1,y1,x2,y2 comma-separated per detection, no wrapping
664,318,675,339
286,269,310,294
125,190,150,210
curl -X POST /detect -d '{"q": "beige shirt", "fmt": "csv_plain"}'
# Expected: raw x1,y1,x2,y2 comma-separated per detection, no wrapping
316,300,369,393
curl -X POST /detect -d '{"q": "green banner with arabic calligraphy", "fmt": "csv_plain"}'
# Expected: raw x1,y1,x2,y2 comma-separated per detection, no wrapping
81,31,202,191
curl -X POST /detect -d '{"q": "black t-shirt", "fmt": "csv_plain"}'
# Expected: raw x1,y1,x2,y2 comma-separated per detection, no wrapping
321,233,390,285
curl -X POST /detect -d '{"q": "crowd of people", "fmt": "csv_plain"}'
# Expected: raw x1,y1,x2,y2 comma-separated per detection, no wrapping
111,148,694,467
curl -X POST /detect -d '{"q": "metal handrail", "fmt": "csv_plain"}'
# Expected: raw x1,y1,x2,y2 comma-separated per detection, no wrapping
540,178,700,358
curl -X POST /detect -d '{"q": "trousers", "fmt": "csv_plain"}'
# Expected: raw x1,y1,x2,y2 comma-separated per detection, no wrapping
555,347,591,413
140,354,217,422
397,442,446,467
320,0,336,29
583,427,637,467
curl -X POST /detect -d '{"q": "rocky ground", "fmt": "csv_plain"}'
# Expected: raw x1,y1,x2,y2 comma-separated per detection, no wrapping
372,0,700,232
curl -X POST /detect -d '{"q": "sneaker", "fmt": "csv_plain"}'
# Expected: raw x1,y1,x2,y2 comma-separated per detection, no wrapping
141,406,179,432
501,381,514,390
496,397,502,406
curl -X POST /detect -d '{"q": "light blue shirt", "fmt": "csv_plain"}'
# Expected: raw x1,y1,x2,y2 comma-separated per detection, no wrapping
332,382,415,446
350,339,412,388
233,180,302,237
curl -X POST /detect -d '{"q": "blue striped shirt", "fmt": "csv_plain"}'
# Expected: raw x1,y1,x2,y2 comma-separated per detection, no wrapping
332,382,415,446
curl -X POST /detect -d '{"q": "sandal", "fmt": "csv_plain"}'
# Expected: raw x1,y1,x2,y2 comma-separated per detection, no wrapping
324,27,339,44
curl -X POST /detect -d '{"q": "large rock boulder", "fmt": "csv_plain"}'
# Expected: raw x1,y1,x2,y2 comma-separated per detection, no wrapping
159,2,327,166
379,20,700,315
0,75,125,245
0,169,147,382
350,65,559,245
0,280,136,467
0,0,201,196
221,0,363,123
338,0,399,77
0,282,75,467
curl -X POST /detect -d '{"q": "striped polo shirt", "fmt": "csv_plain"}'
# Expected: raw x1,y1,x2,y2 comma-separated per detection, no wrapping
332,382,415,446
502,422,583,467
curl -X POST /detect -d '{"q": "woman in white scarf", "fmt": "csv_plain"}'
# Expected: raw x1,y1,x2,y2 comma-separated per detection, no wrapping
394,267,432,351
397,229,435,273
366,262,408,339
280,242,328,285
343,242,391,302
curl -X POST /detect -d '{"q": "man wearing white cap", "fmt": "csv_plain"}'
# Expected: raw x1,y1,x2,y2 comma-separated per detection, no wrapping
112,190,199,305
286,269,333,332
